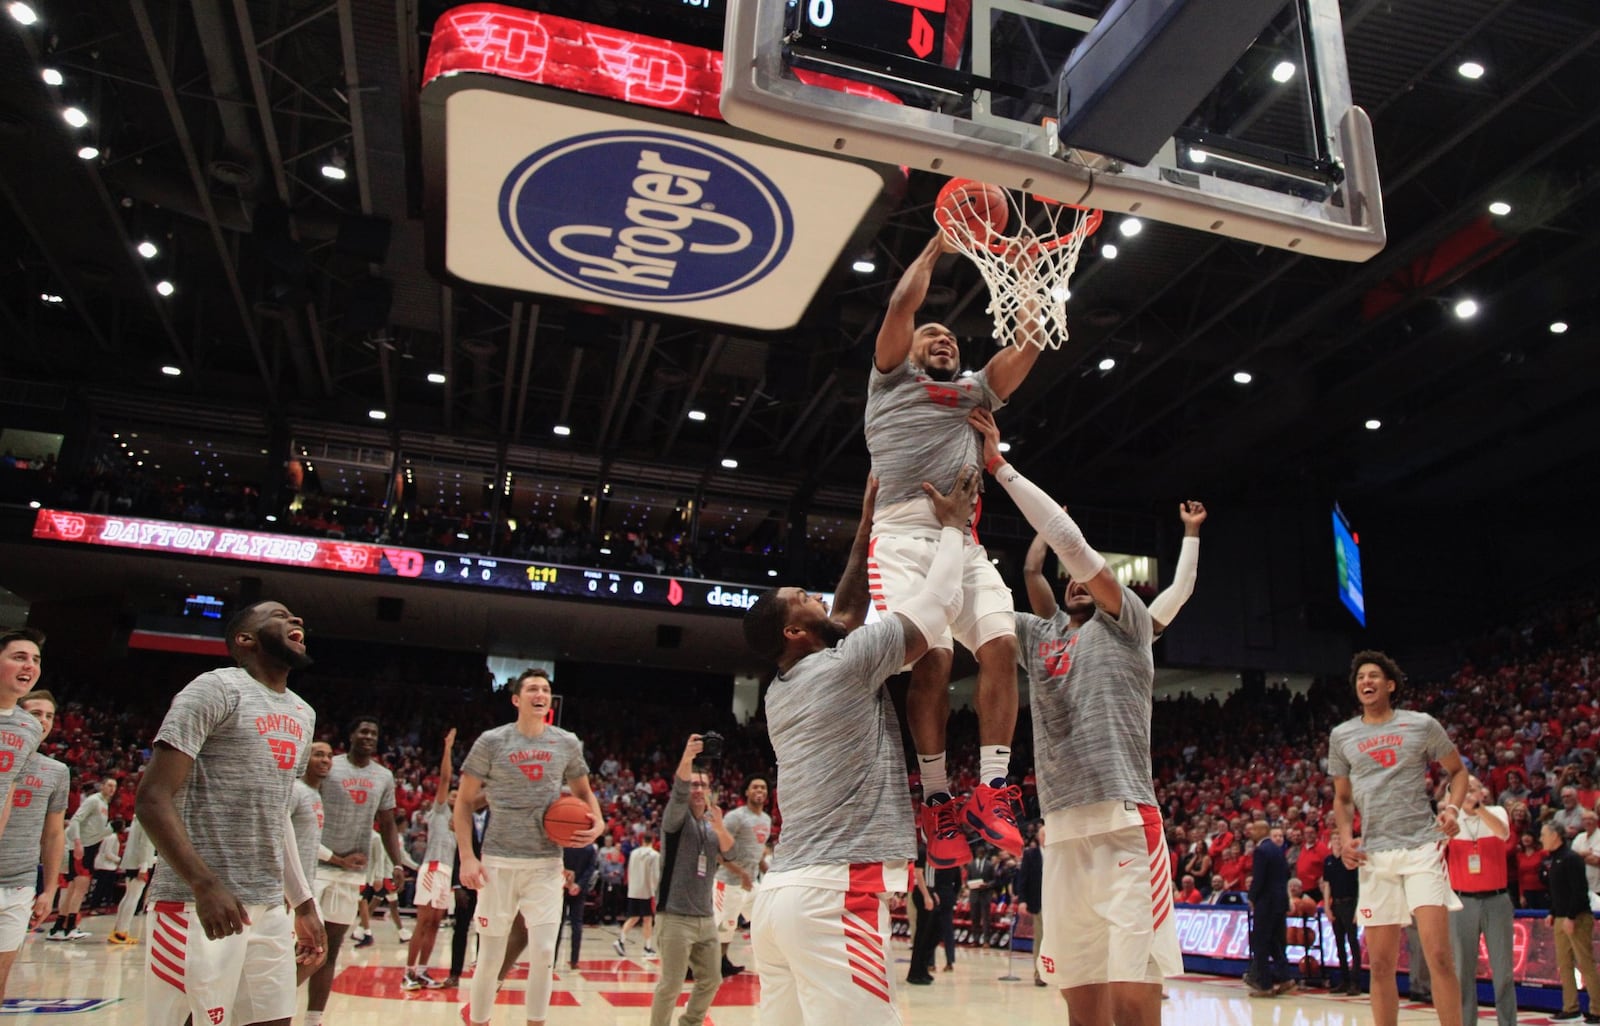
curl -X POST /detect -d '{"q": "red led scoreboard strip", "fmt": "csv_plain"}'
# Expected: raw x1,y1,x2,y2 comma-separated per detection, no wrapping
421,3,902,118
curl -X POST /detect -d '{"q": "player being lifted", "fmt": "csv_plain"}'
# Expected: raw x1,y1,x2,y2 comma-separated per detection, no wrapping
866,233,1046,866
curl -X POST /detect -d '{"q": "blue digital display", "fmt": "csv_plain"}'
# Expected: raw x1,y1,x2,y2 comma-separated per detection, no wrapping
1332,505,1365,627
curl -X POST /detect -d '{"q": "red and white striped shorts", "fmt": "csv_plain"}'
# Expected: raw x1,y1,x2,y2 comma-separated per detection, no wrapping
145,900,295,1026
752,873,901,1026
1039,800,1183,989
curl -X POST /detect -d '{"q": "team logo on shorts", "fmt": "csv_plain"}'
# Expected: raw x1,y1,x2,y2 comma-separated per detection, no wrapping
207,1007,226,1025
498,130,793,303
1360,908,1372,918
1040,956,1055,974
477,915,489,928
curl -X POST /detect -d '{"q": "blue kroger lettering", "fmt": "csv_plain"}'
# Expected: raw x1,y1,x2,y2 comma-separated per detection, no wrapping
499,131,792,302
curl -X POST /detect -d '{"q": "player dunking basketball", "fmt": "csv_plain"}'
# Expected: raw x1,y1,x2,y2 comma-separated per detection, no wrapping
456,669,604,1026
1330,651,1468,1026
867,233,1045,867
741,469,978,1026
970,410,1179,1026
135,600,323,1026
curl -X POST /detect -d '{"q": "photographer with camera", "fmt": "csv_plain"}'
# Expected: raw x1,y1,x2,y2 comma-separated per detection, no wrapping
648,733,736,1026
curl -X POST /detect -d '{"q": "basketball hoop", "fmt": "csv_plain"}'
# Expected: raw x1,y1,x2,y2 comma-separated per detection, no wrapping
934,178,1103,351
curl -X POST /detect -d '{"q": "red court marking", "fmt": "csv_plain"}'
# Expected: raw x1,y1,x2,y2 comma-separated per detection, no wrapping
579,970,662,983
330,966,578,1004
601,976,759,1007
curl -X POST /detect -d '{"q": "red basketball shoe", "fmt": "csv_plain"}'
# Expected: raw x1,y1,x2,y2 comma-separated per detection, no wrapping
963,783,1023,855
920,799,972,869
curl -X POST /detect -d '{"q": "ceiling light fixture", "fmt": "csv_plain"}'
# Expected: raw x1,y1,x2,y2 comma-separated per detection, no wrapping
1364,418,1381,431
61,106,88,128
7,3,38,26
720,458,739,469
1098,357,1116,372
76,145,99,160
136,240,159,259
1453,298,1479,320
687,410,707,421
1549,321,1569,335
40,67,62,86
1457,61,1485,80
1271,61,1296,83
1101,243,1118,260
155,280,175,297
1487,200,1511,216
997,442,1011,453
368,409,387,420
1233,370,1253,384
1118,218,1143,238
426,371,447,384
852,258,876,274
552,425,571,436
160,365,182,376
39,293,63,304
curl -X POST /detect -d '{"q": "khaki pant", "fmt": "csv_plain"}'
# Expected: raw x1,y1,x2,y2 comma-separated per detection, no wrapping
1554,914,1600,1015
650,912,721,1026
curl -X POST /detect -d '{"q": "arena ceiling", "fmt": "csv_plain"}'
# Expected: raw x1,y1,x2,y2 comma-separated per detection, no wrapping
3,0,1599,540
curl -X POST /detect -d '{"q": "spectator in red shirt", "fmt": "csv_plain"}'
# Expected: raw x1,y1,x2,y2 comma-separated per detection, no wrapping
1515,831,1548,908
1296,831,1330,894
1176,874,1203,904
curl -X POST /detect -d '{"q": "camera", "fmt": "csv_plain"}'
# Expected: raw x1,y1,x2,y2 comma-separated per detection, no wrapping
699,731,724,760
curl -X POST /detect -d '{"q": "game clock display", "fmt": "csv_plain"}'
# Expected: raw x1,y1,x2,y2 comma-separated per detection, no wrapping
791,0,965,68
420,554,681,606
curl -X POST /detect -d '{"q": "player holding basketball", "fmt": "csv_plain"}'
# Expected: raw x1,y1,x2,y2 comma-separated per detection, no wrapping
135,600,323,1026
867,229,1044,868
455,668,603,1026
742,467,978,1026
0,689,68,1000
713,777,770,977
970,408,1179,1026
404,728,456,989
1330,651,1468,1026
307,716,409,1026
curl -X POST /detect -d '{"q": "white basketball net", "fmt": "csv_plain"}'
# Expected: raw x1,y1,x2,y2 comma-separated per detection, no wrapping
937,192,1101,351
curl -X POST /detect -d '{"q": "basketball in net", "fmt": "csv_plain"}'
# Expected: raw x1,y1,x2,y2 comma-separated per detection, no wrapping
933,177,1103,351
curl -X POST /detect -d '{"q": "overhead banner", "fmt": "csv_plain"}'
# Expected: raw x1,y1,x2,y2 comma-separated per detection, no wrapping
420,4,900,331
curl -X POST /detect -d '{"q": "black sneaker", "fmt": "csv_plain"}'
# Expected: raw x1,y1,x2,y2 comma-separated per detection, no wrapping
721,958,744,978
1582,1014,1600,1025
1551,1011,1580,1022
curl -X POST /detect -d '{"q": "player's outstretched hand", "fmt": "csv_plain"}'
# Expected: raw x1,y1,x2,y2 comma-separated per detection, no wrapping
967,408,1004,470
923,465,980,531
194,875,251,939
1180,500,1207,529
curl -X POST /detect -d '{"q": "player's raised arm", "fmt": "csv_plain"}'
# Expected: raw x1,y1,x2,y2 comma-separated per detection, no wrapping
876,235,950,372
892,467,980,666
829,476,878,632
1149,501,1205,635
1022,533,1060,619
969,409,1122,618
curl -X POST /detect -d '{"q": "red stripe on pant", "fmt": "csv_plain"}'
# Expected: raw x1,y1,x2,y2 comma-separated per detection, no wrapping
1140,805,1175,930
844,867,890,1003
150,901,189,993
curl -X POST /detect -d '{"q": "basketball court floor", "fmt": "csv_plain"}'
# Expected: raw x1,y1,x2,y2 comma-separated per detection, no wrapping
1,912,1562,1024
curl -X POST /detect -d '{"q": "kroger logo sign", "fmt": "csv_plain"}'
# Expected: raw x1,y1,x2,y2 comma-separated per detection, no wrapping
498,131,793,302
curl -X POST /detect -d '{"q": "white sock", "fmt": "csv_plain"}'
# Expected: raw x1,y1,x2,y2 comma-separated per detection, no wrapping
918,754,949,800
979,746,1011,787
305,1013,324,1026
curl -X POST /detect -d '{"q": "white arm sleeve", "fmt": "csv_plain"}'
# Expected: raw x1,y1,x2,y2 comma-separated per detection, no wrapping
893,526,967,644
1147,535,1199,627
283,812,312,908
992,463,1107,582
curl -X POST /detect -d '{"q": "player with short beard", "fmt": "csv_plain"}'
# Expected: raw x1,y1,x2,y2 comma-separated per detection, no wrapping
865,234,1047,869
136,600,323,1026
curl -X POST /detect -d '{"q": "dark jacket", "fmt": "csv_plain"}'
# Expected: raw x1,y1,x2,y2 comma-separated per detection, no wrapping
1016,845,1043,910
564,842,599,895
1547,843,1590,919
1249,838,1289,911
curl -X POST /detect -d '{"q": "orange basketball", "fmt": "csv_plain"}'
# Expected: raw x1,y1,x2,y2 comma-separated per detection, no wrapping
543,795,594,847
935,179,1010,242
